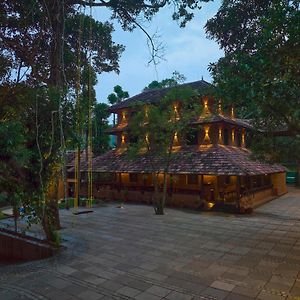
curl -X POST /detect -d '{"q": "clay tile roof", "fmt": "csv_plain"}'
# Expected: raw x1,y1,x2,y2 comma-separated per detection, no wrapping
108,80,212,112
193,115,253,129
75,145,285,176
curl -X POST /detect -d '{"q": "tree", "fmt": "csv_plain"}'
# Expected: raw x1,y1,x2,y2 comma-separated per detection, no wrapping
128,87,199,215
143,71,186,90
107,85,129,125
107,85,130,105
93,103,111,155
0,119,30,232
205,0,300,180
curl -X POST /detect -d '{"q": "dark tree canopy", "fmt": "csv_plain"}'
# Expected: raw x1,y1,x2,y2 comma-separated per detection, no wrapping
143,71,186,91
205,0,300,169
107,85,129,105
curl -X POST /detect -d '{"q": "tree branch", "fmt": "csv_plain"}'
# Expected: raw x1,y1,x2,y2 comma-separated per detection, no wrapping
70,0,167,9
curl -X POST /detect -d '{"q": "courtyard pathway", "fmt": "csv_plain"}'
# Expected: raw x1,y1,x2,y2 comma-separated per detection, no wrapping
1,188,300,300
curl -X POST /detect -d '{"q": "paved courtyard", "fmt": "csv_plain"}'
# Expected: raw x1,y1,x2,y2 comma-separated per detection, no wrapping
1,188,300,300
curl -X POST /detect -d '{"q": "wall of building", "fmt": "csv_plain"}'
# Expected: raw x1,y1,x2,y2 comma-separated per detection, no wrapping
240,188,274,210
271,172,287,196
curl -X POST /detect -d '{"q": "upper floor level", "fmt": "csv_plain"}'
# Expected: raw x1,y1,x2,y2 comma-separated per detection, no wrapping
106,80,253,150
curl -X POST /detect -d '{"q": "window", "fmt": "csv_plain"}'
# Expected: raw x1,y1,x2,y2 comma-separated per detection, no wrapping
129,173,138,183
224,128,229,145
186,129,198,145
187,174,198,185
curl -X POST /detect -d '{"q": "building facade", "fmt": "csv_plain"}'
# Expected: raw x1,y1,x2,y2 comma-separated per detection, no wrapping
67,80,286,212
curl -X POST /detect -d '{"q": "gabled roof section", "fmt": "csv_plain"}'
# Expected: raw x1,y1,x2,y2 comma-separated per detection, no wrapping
193,115,253,129
108,79,212,112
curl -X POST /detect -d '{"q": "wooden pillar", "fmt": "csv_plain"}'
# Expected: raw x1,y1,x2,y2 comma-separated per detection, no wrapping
170,174,173,195
200,174,204,199
118,173,122,192
236,176,241,211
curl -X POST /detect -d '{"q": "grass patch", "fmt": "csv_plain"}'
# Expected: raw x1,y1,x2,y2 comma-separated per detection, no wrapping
0,211,9,220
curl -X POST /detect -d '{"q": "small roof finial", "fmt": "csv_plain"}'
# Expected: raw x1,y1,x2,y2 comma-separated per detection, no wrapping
201,75,204,81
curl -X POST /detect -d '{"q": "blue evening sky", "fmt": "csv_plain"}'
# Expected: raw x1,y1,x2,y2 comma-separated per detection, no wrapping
93,1,223,103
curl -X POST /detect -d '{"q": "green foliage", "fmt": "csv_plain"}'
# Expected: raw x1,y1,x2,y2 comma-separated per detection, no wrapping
93,102,111,154
206,0,300,166
107,85,129,105
143,71,186,91
50,229,61,248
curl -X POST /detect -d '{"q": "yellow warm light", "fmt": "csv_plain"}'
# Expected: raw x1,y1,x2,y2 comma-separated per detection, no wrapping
145,107,148,119
174,132,178,142
122,111,126,122
231,106,235,119
121,134,125,144
145,133,149,143
173,103,180,120
204,126,210,141
204,99,208,109
207,202,215,209
218,127,222,142
242,130,245,147
231,129,235,144
218,101,222,114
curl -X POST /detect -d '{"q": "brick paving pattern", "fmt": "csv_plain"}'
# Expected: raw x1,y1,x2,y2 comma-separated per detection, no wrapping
1,187,300,299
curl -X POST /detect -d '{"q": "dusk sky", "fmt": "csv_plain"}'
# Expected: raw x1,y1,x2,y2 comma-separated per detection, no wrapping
93,0,223,104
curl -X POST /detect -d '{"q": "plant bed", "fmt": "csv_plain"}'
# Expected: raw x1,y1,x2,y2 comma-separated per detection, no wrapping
0,228,62,262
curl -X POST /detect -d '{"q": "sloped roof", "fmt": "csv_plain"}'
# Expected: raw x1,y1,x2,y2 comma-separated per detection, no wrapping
71,145,285,176
193,114,253,129
108,80,212,112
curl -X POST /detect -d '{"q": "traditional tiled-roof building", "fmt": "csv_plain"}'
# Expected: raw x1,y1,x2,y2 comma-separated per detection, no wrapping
67,80,286,212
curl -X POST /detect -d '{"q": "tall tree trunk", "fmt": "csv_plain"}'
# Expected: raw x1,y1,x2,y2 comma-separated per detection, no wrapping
42,1,64,241
12,203,18,233
161,171,168,213
152,173,163,215
297,163,300,187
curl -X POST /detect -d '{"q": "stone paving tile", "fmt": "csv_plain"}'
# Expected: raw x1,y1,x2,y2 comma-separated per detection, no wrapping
78,290,104,300
126,279,153,291
117,286,141,297
224,292,253,300
210,281,235,292
201,287,229,300
166,290,193,300
145,285,172,297
135,291,162,300
231,286,260,298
